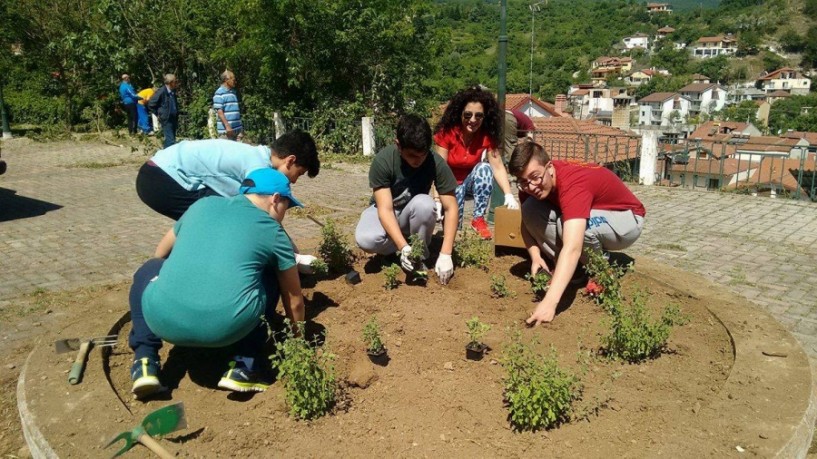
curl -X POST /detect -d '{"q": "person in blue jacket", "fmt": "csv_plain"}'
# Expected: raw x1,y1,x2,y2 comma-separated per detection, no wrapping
118,74,142,135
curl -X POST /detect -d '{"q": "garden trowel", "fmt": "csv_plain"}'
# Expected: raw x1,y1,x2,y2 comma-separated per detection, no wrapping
54,335,117,385
104,402,187,459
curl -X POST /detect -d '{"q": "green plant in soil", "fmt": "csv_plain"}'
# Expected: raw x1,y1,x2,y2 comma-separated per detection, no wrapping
273,321,337,420
310,258,328,276
525,271,551,298
583,249,630,311
317,219,353,273
408,233,427,278
601,290,687,363
362,316,385,354
453,230,491,270
466,316,490,348
382,263,401,290
500,328,582,431
489,275,515,298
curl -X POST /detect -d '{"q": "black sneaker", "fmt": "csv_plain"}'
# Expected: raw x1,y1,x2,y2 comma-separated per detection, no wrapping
217,361,274,393
130,357,164,399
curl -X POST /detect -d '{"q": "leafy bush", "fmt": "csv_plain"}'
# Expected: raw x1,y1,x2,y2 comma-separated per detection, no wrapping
501,329,581,431
408,233,428,278
525,271,551,299
583,249,629,311
273,321,336,420
466,316,490,346
601,291,686,363
453,230,491,270
310,258,328,276
362,316,385,353
317,219,353,273
382,263,401,290
489,275,515,298
5,89,67,126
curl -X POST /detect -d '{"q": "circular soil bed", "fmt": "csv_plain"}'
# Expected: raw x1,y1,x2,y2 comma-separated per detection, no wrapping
21,253,812,457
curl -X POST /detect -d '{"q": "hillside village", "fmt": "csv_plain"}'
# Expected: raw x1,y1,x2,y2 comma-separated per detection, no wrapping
503,1,816,200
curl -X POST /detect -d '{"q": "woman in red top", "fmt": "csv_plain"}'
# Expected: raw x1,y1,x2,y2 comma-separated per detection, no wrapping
433,87,518,239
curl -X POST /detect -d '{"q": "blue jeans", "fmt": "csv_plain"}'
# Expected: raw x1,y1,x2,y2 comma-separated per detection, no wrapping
128,258,280,371
455,162,494,226
161,116,178,148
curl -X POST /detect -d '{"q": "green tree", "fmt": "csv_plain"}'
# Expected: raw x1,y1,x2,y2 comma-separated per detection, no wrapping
713,100,758,123
762,51,788,72
779,29,805,53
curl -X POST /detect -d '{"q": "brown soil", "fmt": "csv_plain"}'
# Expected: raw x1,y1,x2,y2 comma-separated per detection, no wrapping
24,252,735,457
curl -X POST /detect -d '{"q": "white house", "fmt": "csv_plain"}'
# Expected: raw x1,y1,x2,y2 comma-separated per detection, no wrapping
691,35,737,58
638,92,692,126
678,83,726,116
755,67,812,95
622,33,649,50
647,2,672,13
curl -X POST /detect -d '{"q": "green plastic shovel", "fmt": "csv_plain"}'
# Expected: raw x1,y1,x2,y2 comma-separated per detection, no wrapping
104,402,187,458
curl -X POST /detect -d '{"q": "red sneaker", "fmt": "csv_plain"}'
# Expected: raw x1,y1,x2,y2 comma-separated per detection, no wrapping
470,217,493,240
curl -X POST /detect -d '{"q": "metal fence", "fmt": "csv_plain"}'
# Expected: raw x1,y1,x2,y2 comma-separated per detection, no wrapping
531,130,642,182
659,139,817,202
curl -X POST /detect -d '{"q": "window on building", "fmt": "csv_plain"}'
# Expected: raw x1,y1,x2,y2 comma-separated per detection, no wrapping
708,178,719,189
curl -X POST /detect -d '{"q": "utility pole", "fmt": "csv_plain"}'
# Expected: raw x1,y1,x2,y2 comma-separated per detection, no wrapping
529,1,546,111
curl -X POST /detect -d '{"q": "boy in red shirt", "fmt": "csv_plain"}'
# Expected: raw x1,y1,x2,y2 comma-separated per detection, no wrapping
508,142,646,326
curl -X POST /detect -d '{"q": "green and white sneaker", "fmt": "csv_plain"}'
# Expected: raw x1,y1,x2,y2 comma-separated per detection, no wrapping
130,357,164,399
217,361,274,393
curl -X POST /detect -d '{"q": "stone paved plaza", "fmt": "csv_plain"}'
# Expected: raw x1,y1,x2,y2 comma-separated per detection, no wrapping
1,138,816,359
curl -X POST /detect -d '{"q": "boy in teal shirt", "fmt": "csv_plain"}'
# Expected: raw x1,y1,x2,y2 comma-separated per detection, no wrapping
129,168,305,398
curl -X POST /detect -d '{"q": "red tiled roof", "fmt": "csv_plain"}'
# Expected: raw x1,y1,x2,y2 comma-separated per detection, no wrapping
758,67,802,81
504,93,563,116
670,158,753,176
781,131,817,144
679,83,717,93
639,92,677,103
689,121,751,141
530,118,639,164
697,35,734,43
691,73,709,80
730,156,816,194
657,26,675,33
572,89,590,96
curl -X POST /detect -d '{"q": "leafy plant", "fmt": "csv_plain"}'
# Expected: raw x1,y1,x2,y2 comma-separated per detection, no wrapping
382,263,401,290
466,316,490,347
408,233,427,278
362,316,385,353
453,230,491,270
273,321,337,420
310,258,328,276
501,329,582,431
583,249,629,311
525,271,551,299
317,219,353,273
489,275,515,298
601,290,686,363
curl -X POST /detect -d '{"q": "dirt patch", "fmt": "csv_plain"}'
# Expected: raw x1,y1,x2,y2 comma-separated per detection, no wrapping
23,253,735,457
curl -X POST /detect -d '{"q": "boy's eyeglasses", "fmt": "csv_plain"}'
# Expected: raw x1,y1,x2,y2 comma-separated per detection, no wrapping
462,111,484,121
517,174,545,190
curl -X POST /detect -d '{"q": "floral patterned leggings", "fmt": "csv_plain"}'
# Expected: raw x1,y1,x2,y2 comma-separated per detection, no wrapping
455,162,494,226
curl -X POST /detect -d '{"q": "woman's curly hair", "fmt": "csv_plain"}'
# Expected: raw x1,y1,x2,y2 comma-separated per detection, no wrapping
434,86,502,148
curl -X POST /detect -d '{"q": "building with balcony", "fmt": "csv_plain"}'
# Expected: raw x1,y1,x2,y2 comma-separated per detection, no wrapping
638,92,692,126
755,68,812,95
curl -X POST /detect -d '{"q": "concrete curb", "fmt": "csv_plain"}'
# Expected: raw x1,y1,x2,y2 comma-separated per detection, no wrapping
16,348,58,459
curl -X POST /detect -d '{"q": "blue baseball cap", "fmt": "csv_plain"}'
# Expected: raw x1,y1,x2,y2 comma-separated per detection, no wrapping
239,168,303,208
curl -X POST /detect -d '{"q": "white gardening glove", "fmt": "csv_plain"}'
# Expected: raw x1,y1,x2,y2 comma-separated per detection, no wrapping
435,253,454,285
504,193,519,210
295,253,317,274
399,245,414,272
435,201,443,222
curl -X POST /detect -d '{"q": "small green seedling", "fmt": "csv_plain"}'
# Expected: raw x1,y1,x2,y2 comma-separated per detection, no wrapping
317,219,353,273
382,263,401,290
466,316,490,348
584,249,630,311
363,316,385,354
501,328,581,431
273,321,337,420
408,233,428,279
525,271,551,298
489,275,515,298
310,258,328,276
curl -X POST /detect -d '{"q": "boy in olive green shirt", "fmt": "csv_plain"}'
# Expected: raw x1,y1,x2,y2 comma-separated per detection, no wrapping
129,168,305,399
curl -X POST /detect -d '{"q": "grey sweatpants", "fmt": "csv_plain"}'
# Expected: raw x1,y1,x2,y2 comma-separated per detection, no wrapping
355,194,436,257
521,197,644,263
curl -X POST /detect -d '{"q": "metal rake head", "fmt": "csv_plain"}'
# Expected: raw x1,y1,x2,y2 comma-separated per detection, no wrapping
103,425,144,458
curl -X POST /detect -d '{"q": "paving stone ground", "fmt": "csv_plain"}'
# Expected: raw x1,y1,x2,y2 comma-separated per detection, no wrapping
1,138,816,361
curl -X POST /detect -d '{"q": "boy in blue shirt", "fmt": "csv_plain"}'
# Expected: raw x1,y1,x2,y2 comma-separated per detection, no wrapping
129,168,306,398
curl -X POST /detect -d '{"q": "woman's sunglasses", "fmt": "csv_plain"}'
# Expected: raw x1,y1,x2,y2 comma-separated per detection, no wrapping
462,111,484,121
